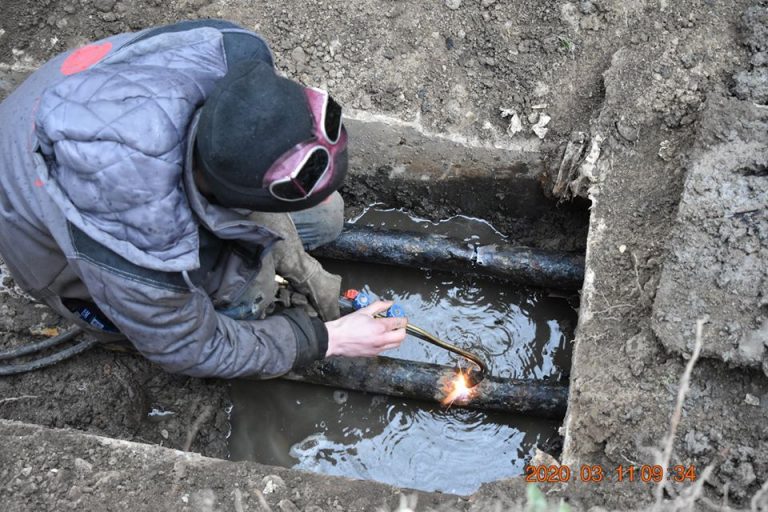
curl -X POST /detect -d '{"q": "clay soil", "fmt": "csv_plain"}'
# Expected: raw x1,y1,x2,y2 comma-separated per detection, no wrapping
1,0,767,511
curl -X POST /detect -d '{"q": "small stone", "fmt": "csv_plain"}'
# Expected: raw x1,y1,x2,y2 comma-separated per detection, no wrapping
73,458,93,474
616,119,639,142
444,0,461,10
579,0,595,14
745,394,760,406
530,448,559,466
160,429,169,439
20,467,32,477
67,486,83,501
328,39,341,58
527,112,539,124
262,475,286,494
191,489,217,510
507,113,523,136
279,500,301,512
658,140,674,161
93,0,116,12
624,330,655,377
619,245,627,253
684,430,711,455
481,0,496,7
680,52,697,69
580,16,601,31
751,51,768,67
736,462,757,487
290,47,307,65
533,81,550,97
532,113,551,139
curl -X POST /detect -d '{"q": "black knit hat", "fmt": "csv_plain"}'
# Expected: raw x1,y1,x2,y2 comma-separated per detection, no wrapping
195,60,341,212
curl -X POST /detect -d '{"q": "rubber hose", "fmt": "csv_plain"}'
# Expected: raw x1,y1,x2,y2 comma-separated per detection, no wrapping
0,326,83,361
0,338,99,376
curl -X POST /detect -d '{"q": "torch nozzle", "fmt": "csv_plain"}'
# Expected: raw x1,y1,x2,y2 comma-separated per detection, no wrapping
404,324,488,388
464,367,486,388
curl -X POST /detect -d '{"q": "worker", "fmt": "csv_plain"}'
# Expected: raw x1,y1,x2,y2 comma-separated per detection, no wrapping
0,20,407,378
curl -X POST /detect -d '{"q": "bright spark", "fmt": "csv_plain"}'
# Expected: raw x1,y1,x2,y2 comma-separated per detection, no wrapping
441,370,476,406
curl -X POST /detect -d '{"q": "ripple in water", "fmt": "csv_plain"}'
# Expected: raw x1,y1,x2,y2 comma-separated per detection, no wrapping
284,400,542,495
229,211,576,494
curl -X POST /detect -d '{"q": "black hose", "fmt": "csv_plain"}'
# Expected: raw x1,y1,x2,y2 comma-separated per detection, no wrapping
0,327,83,361
0,338,99,376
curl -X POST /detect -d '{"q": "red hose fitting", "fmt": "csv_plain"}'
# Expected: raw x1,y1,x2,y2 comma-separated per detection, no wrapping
343,289,360,300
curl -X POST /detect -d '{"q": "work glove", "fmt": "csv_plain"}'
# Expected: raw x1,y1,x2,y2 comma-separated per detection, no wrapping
218,251,278,321
248,212,341,321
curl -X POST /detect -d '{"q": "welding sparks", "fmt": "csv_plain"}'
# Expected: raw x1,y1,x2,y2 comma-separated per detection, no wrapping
441,369,477,406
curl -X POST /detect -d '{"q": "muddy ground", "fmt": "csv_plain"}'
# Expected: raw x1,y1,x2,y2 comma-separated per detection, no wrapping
1,0,767,510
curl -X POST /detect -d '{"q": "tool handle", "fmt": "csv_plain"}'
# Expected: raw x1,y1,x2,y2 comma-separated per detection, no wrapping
343,289,403,318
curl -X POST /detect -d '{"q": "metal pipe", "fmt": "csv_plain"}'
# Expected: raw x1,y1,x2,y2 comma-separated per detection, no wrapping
283,356,568,419
312,224,584,290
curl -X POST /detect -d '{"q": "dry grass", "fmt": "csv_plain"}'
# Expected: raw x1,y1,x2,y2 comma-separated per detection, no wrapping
653,316,708,509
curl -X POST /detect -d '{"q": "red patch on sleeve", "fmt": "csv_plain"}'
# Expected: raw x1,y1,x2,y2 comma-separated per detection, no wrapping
34,178,44,188
60,42,113,76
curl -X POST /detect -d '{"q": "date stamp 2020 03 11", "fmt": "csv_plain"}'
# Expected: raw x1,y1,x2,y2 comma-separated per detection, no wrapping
525,464,698,484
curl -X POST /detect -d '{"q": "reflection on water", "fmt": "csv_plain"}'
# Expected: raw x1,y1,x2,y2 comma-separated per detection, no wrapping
323,260,574,381
230,379,558,495
229,211,577,495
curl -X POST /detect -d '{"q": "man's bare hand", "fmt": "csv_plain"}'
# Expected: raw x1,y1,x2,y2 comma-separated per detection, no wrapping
324,300,407,357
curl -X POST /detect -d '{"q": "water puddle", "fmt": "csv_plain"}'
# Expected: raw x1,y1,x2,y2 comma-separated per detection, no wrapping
229,210,577,495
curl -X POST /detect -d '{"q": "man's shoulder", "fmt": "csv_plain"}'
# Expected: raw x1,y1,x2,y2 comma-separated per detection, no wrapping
127,19,274,68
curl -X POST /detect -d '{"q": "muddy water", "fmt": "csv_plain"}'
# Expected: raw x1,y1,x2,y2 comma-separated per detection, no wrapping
229,210,577,495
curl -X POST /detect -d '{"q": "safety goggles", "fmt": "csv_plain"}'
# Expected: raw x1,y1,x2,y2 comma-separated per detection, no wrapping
266,87,347,202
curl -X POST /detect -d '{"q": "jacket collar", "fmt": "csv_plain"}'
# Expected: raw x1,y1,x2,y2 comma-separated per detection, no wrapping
183,111,281,250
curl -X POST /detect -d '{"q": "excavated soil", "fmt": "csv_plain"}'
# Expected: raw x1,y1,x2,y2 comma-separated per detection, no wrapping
1,0,767,510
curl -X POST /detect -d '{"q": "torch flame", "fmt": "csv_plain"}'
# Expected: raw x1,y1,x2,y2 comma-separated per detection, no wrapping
441,369,477,406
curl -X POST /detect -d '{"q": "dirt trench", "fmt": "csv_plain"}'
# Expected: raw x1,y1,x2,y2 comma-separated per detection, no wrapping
1,0,767,510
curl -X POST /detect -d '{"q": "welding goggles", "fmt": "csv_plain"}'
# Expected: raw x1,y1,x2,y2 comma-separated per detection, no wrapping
264,87,348,202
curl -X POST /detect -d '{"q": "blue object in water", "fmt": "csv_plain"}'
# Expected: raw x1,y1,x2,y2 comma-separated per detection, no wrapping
385,304,405,318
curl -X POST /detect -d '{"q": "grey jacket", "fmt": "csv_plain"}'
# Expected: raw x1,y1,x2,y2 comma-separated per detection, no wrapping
0,21,327,378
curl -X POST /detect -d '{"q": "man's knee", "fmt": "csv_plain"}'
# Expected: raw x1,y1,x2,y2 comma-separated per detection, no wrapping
290,192,344,250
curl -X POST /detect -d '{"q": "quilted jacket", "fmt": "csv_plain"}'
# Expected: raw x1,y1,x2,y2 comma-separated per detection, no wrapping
0,21,328,378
